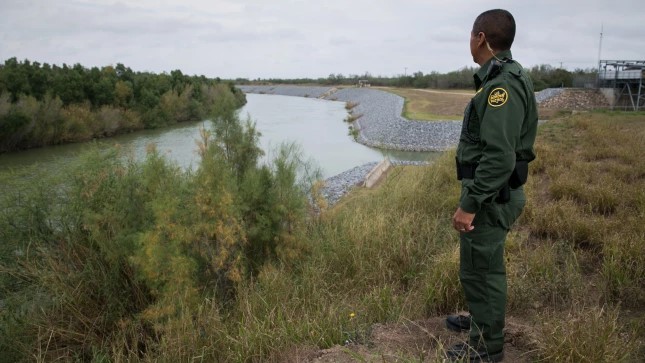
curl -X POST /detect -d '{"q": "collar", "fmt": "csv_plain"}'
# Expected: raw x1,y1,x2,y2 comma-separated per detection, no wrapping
474,50,513,89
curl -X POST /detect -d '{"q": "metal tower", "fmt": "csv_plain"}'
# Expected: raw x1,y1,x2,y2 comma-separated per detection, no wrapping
597,60,645,111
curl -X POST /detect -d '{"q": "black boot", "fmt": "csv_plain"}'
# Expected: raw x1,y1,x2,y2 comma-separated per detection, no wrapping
446,314,471,332
445,342,504,362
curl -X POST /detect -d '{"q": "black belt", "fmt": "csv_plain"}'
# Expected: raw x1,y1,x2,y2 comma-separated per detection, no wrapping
456,159,477,180
455,159,528,185
456,159,529,204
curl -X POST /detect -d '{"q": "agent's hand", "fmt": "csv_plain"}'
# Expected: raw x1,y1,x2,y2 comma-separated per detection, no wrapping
452,207,475,233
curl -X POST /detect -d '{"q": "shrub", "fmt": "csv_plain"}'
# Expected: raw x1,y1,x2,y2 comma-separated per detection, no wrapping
0,110,313,361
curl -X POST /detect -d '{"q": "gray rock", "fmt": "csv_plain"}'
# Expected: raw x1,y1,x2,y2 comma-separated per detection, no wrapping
535,88,565,103
320,162,377,206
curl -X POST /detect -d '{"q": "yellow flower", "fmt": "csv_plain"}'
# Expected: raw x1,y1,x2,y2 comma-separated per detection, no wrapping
349,312,356,319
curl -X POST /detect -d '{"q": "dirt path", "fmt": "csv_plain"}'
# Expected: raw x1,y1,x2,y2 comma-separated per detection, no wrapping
279,316,536,362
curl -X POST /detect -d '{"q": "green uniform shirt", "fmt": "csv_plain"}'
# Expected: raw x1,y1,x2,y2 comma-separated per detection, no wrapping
456,50,538,214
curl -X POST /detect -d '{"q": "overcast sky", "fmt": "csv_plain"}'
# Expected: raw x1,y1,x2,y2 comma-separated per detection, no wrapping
2,0,644,79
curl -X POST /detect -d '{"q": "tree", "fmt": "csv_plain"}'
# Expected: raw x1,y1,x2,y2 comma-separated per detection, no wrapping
0,110,31,151
114,80,134,108
0,57,246,152
1,57,31,101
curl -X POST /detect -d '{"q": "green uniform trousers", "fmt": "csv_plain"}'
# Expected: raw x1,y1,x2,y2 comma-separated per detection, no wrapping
459,184,525,353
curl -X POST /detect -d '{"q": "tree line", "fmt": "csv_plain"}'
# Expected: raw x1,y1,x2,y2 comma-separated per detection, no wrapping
235,64,598,91
0,57,246,153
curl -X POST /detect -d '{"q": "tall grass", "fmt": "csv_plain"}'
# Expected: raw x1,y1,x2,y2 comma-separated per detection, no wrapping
1,111,643,362
536,305,636,362
524,113,645,304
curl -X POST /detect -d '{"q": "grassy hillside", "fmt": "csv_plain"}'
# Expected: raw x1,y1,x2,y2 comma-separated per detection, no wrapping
1,110,643,362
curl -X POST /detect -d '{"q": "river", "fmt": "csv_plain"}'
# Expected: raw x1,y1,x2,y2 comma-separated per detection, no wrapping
0,94,438,179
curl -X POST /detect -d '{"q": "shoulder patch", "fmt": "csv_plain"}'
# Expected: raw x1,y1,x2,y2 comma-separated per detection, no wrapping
488,88,508,107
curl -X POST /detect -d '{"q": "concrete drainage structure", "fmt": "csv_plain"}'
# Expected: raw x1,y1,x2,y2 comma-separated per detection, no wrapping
363,158,392,188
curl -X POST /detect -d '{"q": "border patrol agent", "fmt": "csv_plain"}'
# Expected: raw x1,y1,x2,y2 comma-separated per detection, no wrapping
446,9,538,362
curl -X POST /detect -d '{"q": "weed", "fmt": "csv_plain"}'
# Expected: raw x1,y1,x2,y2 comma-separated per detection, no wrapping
345,101,359,110
348,125,360,140
507,238,583,310
535,305,637,362
602,231,645,305
344,113,363,123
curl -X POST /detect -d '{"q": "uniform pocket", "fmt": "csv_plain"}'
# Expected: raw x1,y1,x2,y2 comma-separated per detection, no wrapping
472,202,499,227
471,239,505,271
461,227,506,272
496,188,526,230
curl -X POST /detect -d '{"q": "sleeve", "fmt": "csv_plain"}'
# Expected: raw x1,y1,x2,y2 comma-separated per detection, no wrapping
459,75,525,213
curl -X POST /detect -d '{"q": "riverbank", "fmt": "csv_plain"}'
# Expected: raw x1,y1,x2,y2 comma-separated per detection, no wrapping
238,85,460,206
319,160,430,206
239,85,564,206
238,86,584,153
238,85,461,152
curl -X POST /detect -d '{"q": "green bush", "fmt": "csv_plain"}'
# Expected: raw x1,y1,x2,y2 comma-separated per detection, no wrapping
0,110,311,361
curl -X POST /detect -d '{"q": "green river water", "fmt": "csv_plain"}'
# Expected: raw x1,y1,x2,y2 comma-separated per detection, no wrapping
0,94,438,179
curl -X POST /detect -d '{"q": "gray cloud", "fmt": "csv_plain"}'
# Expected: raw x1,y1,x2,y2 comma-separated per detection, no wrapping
1,0,644,78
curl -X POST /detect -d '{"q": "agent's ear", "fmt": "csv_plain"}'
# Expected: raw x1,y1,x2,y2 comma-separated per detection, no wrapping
477,32,486,44
476,32,487,47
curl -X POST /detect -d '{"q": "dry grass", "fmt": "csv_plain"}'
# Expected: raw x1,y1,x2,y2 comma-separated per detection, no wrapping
157,111,644,362
275,110,645,360
516,111,645,360
536,306,636,362
524,113,645,300
379,87,473,121
536,107,565,119
2,110,644,362
306,110,645,361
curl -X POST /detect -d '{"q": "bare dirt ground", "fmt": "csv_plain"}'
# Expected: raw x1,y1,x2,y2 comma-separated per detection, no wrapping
277,316,537,362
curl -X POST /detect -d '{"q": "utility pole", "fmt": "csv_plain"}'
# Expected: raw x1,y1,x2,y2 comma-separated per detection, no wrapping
597,24,604,70
404,67,407,76
597,23,604,87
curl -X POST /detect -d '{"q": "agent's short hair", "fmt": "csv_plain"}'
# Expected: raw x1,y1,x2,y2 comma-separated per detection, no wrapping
473,9,516,50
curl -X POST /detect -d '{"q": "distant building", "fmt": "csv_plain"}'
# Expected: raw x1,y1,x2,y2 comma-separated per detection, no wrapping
357,80,371,88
